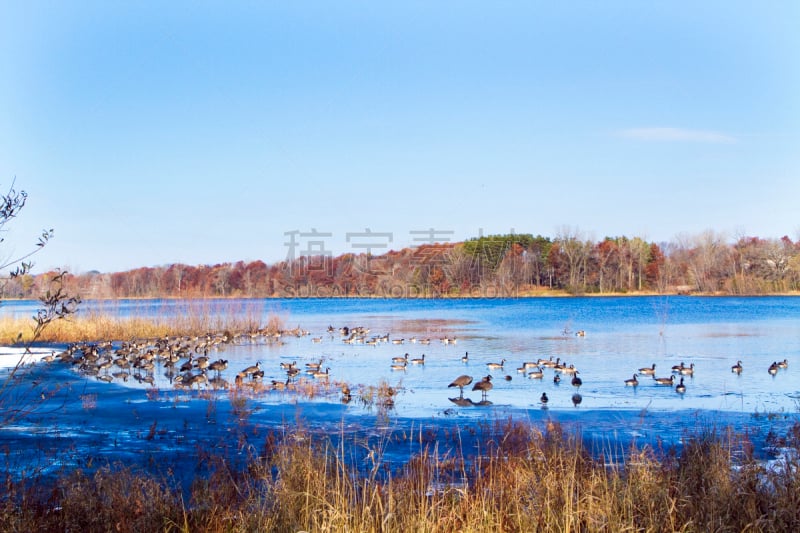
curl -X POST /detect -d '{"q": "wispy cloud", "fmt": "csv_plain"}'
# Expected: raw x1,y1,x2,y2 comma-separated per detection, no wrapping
618,127,737,144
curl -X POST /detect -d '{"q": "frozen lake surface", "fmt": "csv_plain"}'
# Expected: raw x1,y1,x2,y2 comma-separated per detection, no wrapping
2,296,800,483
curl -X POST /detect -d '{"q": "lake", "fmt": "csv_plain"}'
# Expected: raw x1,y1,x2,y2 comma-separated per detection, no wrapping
2,296,800,483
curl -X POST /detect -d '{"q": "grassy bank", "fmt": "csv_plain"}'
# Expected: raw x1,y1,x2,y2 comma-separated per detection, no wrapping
0,300,282,344
2,420,799,532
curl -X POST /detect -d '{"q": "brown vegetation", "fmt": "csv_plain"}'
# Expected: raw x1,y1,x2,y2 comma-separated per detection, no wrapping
3,421,800,532
5,231,800,300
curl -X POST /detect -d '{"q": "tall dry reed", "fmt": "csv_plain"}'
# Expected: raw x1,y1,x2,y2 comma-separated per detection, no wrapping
5,420,800,532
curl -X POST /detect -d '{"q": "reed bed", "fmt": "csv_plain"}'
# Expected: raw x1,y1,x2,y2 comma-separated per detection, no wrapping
3,420,800,532
0,300,278,344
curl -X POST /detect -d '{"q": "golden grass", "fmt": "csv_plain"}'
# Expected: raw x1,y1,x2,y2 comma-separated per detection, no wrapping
0,300,281,344
4,420,800,532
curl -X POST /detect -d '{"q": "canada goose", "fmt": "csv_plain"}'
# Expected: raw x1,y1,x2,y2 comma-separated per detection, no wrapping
654,375,674,385
638,364,656,376
624,374,639,387
675,377,686,394
472,375,493,401
542,357,561,369
571,393,583,406
187,372,208,389
540,392,549,404
410,354,425,365
560,364,578,375
553,374,561,384
341,384,352,403
527,367,544,379
487,359,505,370
391,361,407,371
731,360,743,374
777,359,788,369
271,378,289,391
179,355,194,373
679,363,695,376
538,356,554,366
392,353,409,364
305,358,323,371
448,375,474,396
768,362,779,375
522,361,539,370
241,361,261,376
575,330,586,337
280,360,297,371
311,336,322,343
208,359,228,373
571,372,582,387
312,367,330,379
462,352,469,363
671,362,685,373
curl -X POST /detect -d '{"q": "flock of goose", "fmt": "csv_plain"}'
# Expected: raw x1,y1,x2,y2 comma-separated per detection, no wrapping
38,324,790,412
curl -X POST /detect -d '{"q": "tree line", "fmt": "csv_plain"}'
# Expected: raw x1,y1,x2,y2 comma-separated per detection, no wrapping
5,230,800,299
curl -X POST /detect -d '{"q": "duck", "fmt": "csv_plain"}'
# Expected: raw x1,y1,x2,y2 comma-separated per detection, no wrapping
341,384,352,403
486,359,505,370
731,360,743,374
638,364,656,376
448,375,474,396
675,377,686,394
654,375,674,385
472,375,493,401
624,374,639,387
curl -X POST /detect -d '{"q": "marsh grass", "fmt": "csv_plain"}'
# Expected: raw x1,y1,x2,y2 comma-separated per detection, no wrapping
3,419,800,532
0,300,280,344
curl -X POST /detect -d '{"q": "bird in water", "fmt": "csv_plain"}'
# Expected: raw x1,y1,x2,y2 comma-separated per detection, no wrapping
540,392,549,405
571,371,582,387
675,377,686,394
624,374,639,387
472,375,493,401
638,364,656,376
731,360,743,374
448,375,473,397
572,393,583,407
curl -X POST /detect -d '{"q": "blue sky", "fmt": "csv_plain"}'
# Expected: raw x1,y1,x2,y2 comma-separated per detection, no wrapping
1,1,798,274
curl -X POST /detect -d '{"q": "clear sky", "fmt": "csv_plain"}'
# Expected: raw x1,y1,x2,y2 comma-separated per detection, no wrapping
1,1,798,274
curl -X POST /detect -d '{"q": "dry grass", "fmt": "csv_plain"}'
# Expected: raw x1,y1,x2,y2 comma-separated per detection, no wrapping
3,420,800,532
0,300,282,344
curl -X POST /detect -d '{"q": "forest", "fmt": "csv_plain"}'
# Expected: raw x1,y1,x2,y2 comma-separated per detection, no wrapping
5,230,800,299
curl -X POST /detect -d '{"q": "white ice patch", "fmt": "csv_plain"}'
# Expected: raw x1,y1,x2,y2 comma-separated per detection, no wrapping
0,346,55,369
